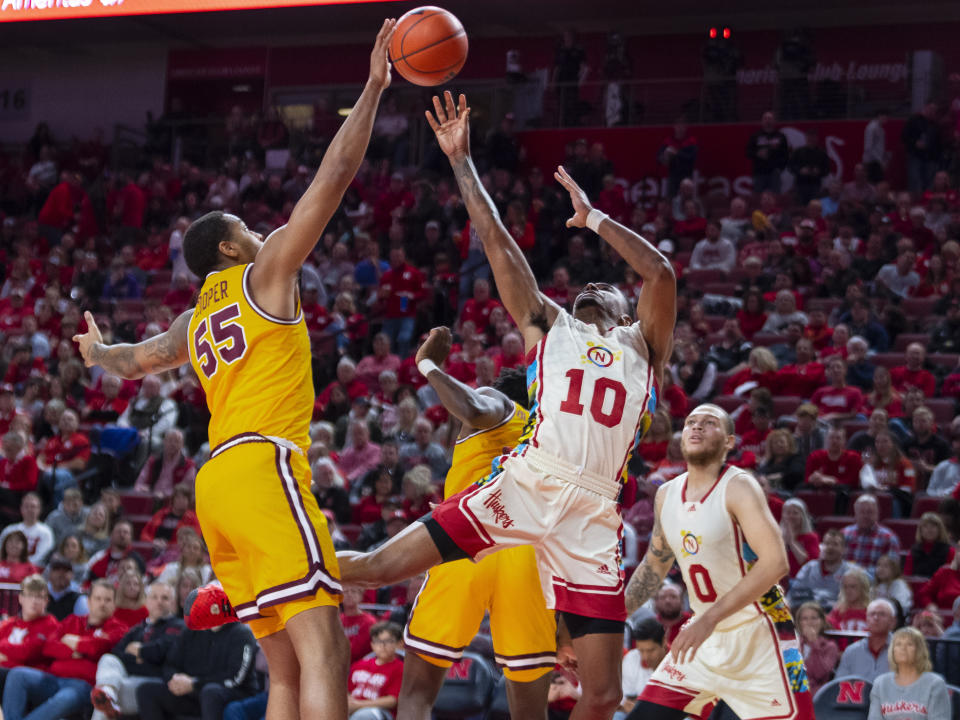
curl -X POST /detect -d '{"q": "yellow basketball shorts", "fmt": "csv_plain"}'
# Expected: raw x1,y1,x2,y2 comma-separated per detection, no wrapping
404,544,556,681
195,432,342,639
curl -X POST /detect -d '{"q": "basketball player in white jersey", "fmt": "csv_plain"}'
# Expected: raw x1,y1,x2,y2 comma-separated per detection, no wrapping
623,404,814,720
337,92,676,720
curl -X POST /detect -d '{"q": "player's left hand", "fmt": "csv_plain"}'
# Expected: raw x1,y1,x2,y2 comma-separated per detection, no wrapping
670,613,717,665
72,311,103,367
368,18,397,90
554,165,593,229
416,327,453,367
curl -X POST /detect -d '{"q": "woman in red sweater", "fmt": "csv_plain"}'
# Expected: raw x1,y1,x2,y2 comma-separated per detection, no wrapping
780,498,820,578
112,569,148,629
735,290,768,341
0,531,41,584
827,567,871,634
917,553,960,610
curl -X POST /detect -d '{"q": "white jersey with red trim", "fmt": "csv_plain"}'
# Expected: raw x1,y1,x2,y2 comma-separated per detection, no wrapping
661,465,789,631
519,309,656,484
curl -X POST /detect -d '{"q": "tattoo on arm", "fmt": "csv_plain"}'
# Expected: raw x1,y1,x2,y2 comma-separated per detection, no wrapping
624,513,675,614
89,343,145,379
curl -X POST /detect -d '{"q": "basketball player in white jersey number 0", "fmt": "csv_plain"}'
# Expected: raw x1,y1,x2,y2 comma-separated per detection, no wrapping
337,91,677,720
623,404,815,720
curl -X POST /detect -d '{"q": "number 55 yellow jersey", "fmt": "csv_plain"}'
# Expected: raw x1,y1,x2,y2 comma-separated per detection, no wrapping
187,263,314,452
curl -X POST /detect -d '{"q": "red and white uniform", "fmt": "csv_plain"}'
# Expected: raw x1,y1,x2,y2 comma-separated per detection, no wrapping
433,310,656,621
641,465,813,720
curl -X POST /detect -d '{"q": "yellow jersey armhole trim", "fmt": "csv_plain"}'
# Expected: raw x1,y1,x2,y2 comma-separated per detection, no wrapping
242,263,303,326
454,403,519,445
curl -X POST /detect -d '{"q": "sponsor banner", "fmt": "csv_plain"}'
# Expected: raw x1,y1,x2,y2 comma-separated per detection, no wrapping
518,119,906,203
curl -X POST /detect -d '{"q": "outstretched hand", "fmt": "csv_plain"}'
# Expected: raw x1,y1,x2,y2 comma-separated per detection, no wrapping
369,18,397,90
425,91,471,159
72,311,103,368
554,165,593,229
416,327,453,366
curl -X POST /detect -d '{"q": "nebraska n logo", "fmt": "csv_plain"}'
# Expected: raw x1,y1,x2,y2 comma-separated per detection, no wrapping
837,680,866,704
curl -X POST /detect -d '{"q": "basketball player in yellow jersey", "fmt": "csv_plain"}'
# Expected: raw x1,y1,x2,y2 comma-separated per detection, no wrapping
398,327,555,720
72,20,397,720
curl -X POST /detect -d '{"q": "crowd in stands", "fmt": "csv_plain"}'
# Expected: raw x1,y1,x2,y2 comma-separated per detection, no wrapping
0,90,960,719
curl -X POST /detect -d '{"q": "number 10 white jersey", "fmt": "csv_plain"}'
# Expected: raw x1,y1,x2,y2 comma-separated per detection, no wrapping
520,309,657,485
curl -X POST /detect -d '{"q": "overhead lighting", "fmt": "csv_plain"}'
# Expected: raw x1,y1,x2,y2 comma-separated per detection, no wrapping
338,107,353,117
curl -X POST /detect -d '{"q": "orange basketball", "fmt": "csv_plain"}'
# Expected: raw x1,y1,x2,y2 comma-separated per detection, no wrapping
389,6,468,87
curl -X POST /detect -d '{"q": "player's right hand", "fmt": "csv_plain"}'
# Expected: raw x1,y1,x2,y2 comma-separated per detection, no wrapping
416,327,453,366
425,91,470,159
72,311,103,367
368,18,397,90
554,165,593,229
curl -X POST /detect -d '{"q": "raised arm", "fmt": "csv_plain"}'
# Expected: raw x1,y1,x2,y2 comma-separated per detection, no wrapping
415,326,514,434
248,19,396,313
624,484,675,615
74,310,191,380
554,166,676,377
669,472,789,663
427,92,559,349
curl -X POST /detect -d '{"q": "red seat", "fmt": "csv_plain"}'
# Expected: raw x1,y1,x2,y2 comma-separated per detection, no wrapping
871,353,904,368
794,488,836,519
927,398,955,426
340,523,362,546
772,396,803,418
905,575,927,596
751,333,787,347
911,495,943,519
686,269,728,285
902,297,939,318
705,315,727,332
816,515,854,535
928,353,960,370
806,298,843,314
712,395,744,412
128,513,154,538
131,540,155,559
893,333,931,351
883,519,921,548
703,282,738,296
118,491,156,516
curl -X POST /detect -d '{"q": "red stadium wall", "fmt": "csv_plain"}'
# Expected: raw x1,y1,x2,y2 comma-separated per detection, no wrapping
517,119,907,203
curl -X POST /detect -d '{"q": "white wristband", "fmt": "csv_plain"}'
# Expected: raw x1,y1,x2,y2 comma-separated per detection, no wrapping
586,209,608,233
417,358,439,377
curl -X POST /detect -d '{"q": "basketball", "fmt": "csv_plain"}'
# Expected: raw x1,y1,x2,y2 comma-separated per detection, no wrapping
389,6,468,86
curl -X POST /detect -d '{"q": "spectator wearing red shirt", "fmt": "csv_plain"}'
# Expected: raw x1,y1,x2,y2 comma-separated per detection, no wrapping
458,279,501,334
378,247,424,356
87,521,145,585
0,575,60,683
357,334,402,392
82,374,129,425
504,200,536,253
347,621,404,719
315,359,370,419
373,173,414,235
0,384,28,437
811,356,864,421
37,172,98,240
139,485,202,552
0,432,38,518
445,333,485,385
0,531,42,585
2,580,125,720
803,309,833,351
341,586,378,664
543,266,573,310
916,554,960,609
136,232,170,273
109,173,147,230
723,347,780,396
672,200,708,244
301,285,331,333
890,343,937,398
494,332,525,375
739,406,773,457
780,498,821,578
37,409,89,507
161,274,196,316
776,338,824,398
735,290,768,342
3,344,46,390
805,425,863,488
654,583,691,648
0,291,33,334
